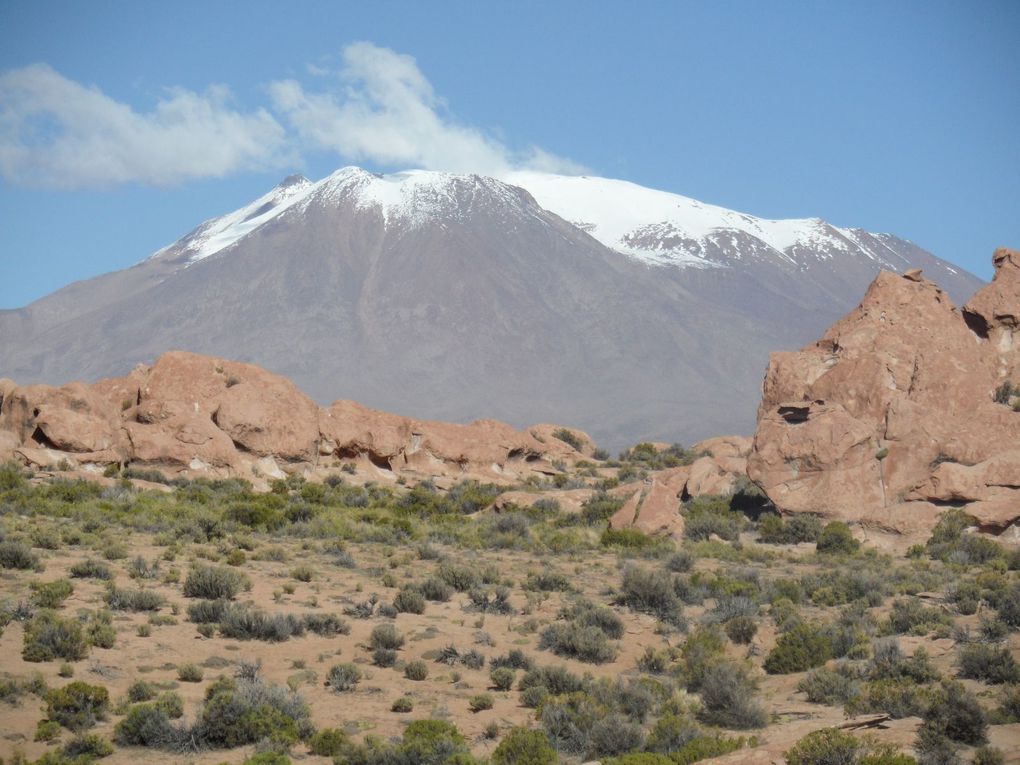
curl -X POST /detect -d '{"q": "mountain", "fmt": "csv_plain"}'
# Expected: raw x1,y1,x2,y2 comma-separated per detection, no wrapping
0,167,983,450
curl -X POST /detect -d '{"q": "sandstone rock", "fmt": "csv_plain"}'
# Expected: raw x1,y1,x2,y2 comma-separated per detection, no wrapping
748,252,1020,534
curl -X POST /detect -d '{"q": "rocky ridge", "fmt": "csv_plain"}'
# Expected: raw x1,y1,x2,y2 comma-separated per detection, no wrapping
748,248,1020,538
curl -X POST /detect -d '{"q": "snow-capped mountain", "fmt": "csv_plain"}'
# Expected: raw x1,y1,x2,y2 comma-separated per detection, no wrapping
0,166,982,449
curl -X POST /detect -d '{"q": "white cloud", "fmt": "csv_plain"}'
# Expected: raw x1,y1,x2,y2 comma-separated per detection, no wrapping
0,64,292,188
269,42,584,177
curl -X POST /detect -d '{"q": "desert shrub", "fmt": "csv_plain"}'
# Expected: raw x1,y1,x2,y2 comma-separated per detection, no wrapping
218,604,305,642
957,643,1020,684
885,598,952,636
470,693,495,712
309,727,350,757
725,616,757,644
519,665,586,697
682,496,746,541
370,622,405,649
997,582,1020,628
600,527,670,551
785,728,862,765
326,663,361,691
644,712,701,754
492,726,557,765
925,509,1003,565
491,666,516,691
816,522,860,555
405,660,429,681
23,611,88,662
114,703,176,746
182,564,249,600
69,559,113,580
32,578,74,609
392,696,414,712
374,648,398,667
636,647,669,674
758,513,822,544
0,540,40,570
574,491,625,525
45,681,110,730
400,719,469,765
590,713,645,756
394,588,427,614
697,660,767,729
437,561,481,591
187,599,228,624
105,585,164,612
680,627,726,690
553,428,585,451
798,666,861,706
973,747,1005,765
665,550,694,572
524,571,572,592
194,676,311,748
177,663,203,682
672,735,748,764
998,685,1020,721
127,680,157,703
84,610,115,649
302,613,351,636
469,586,515,614
62,732,115,759
539,622,617,664
764,622,833,674
869,641,940,684
420,576,454,601
290,564,315,582
618,566,682,623
492,649,535,671
923,681,987,745
847,678,935,719
35,718,61,742
461,648,485,669
127,555,160,579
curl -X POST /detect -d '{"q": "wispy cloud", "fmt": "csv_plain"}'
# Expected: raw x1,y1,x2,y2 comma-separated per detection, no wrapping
269,42,584,177
0,45,582,189
0,64,292,188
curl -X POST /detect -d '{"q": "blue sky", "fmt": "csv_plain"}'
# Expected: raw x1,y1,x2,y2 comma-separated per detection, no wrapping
1,0,1018,309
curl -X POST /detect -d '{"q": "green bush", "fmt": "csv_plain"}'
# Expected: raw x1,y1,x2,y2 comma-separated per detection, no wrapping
923,680,987,745
127,680,157,703
491,667,516,691
394,587,427,614
885,598,952,636
182,564,249,599
492,726,557,765
797,666,861,706
218,604,304,642
785,728,862,765
35,718,61,742
764,622,833,674
697,660,767,729
105,585,164,612
392,696,414,712
758,513,822,544
61,732,115,759
405,660,429,681
197,676,312,748
470,693,495,712
115,703,176,746
326,663,361,691
618,566,682,623
725,616,757,644
45,681,110,730
816,522,860,555
401,719,468,765
309,727,350,756
957,643,1020,684
69,559,114,580
32,578,74,609
0,540,40,570
177,663,203,682
23,611,89,662
187,599,228,624
370,623,405,650
84,610,116,649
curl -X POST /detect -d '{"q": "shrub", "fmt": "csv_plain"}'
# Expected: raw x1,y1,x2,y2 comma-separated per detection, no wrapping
492,649,535,671
326,663,361,692
197,676,311,748
62,732,115,759
618,566,682,622
697,660,767,729
469,585,515,614
105,585,165,612
437,561,481,591
177,663,203,682
524,571,573,592
758,513,822,544
69,559,113,580
798,666,861,706
681,628,726,690
309,727,350,757
187,599,228,624
519,665,586,697
127,680,157,703
291,564,315,582
32,578,74,609
84,610,116,649
539,622,617,664
973,747,1005,765
405,660,429,681
394,588,427,614
302,613,351,636
492,726,557,765
491,667,516,691
957,643,1020,684
925,508,1003,565
23,611,88,662
370,623,405,650
785,728,862,765
924,680,987,745
392,696,414,712
400,719,469,765
683,496,745,541
420,576,454,601
997,582,1020,628
725,616,757,644
35,718,61,742
816,522,860,555
590,714,645,757
45,681,110,730
0,540,40,570
764,622,833,674
218,604,305,642
886,598,952,636
374,648,397,667
470,693,495,712
114,703,175,746
182,564,249,600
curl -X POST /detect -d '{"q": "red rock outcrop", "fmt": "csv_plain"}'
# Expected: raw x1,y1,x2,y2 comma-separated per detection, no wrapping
0,350,588,487
747,248,1020,535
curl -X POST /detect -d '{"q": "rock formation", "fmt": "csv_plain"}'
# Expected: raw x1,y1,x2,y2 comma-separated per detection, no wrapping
747,248,1020,536
0,351,588,488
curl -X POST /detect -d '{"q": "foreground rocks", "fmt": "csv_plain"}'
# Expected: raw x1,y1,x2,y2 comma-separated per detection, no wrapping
0,351,592,487
748,249,1020,537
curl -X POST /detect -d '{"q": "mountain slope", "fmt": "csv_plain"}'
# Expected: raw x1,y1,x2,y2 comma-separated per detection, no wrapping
0,167,983,450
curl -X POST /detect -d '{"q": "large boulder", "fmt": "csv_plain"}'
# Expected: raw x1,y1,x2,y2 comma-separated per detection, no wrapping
748,249,1020,534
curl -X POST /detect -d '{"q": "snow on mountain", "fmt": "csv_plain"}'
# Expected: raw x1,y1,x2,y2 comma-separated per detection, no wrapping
147,165,938,277
504,171,917,270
